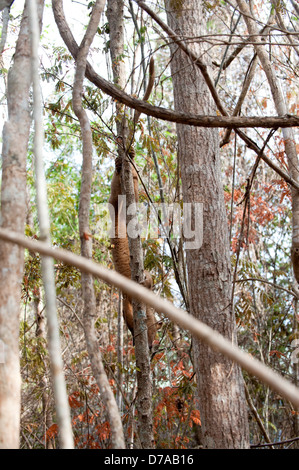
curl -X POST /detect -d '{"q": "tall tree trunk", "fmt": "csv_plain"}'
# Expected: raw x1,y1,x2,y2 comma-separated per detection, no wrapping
0,0,45,449
29,0,74,447
72,0,125,449
165,0,249,448
107,0,154,449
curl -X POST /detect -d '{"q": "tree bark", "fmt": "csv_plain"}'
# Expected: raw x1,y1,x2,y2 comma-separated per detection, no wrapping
165,0,250,448
0,0,44,449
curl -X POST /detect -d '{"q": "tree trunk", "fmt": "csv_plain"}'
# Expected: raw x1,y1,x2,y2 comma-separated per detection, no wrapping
107,0,154,449
72,0,125,449
0,0,45,449
165,0,249,449
29,0,74,447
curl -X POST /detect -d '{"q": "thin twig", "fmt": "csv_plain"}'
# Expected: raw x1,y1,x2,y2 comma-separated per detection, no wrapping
231,129,278,312
244,381,274,447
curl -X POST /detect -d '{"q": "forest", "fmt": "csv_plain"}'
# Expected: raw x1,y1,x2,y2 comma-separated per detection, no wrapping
0,0,299,450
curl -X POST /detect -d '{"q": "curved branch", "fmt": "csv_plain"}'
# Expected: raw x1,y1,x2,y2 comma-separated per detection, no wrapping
0,227,299,410
83,69,299,129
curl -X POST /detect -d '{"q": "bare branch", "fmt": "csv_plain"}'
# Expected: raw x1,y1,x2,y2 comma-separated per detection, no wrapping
220,16,276,70
244,381,273,447
235,129,299,191
237,277,299,298
220,53,258,146
251,436,299,448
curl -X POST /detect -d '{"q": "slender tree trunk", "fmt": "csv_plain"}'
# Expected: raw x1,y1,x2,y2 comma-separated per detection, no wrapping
165,0,249,448
0,0,45,449
72,0,125,449
116,295,123,410
29,0,74,448
107,0,154,449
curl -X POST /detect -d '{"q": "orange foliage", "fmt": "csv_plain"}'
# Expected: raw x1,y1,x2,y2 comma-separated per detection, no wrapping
45,424,58,442
95,421,111,442
69,392,84,409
